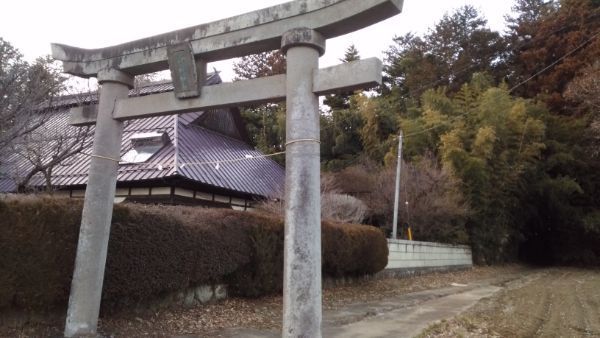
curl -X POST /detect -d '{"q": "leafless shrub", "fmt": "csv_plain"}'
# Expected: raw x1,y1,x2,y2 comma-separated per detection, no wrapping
321,193,368,224
256,171,369,224
331,155,469,243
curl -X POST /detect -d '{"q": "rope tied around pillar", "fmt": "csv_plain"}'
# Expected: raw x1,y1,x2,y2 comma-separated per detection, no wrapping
285,138,321,147
90,154,121,162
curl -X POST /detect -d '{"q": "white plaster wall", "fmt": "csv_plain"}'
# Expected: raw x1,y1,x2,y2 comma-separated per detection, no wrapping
385,239,472,270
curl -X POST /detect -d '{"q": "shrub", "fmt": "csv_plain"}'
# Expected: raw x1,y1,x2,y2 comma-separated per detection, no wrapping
0,196,80,311
322,221,389,277
331,156,470,244
0,196,388,313
321,193,368,224
257,174,369,224
225,215,285,297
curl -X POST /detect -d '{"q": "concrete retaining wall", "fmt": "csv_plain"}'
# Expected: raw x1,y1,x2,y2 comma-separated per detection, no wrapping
386,239,472,271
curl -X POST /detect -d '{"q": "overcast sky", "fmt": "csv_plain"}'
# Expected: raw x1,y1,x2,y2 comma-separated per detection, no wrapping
1,0,515,82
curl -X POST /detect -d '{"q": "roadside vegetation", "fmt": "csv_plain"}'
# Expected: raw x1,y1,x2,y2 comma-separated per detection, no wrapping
0,196,388,314
236,0,600,265
1,1,597,265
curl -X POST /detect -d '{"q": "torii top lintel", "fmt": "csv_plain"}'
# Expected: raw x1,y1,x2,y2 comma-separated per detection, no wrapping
51,0,403,77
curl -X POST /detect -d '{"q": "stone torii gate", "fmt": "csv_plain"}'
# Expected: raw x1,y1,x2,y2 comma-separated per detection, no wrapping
52,0,403,337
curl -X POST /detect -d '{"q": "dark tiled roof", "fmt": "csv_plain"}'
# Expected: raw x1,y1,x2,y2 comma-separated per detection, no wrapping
177,122,283,198
0,73,284,198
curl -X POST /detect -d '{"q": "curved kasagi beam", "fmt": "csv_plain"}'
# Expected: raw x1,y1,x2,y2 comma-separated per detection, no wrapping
51,0,403,77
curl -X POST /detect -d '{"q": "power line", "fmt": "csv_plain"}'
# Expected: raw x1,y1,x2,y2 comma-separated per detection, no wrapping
509,30,600,93
329,27,599,141
175,19,600,164
320,15,600,138
69,18,598,168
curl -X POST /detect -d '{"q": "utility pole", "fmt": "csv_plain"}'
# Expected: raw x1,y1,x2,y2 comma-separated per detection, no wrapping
392,130,403,239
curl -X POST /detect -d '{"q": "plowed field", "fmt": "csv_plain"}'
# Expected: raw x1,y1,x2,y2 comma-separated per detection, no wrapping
421,268,600,337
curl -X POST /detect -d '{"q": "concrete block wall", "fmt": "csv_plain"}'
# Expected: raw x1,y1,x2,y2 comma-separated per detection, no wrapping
386,239,472,270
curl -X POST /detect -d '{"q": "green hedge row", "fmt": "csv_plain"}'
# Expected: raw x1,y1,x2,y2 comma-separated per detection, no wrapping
0,196,388,312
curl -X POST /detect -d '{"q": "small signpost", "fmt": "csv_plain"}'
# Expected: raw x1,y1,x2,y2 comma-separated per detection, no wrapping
52,1,403,337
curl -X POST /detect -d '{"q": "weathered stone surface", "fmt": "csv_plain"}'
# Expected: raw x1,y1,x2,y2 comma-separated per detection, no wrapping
57,2,404,337
51,0,403,76
64,70,133,338
282,31,323,338
195,285,213,304
214,285,227,301
69,58,382,126
281,28,326,56
176,291,185,301
183,291,196,307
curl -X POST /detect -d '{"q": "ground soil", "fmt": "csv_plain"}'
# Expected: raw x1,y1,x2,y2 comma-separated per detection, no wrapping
6,266,598,337
0,266,524,337
419,268,600,338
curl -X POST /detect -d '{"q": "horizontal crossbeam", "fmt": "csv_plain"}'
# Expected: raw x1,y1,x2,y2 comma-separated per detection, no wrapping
52,0,402,77
70,58,382,126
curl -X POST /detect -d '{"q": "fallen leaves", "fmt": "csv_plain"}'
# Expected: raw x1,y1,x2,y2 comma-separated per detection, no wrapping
1,265,525,337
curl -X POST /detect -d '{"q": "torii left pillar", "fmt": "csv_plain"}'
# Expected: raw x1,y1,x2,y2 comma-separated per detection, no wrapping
64,69,134,337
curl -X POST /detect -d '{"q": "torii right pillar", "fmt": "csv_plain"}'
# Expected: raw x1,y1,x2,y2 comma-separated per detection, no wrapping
281,28,326,337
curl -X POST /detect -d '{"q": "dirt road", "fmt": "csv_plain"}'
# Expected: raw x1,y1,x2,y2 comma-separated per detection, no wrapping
421,268,600,337
0,266,523,337
4,266,598,337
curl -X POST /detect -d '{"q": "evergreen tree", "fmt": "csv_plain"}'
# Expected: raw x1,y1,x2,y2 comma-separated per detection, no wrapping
324,45,361,110
232,50,286,80
233,51,287,155
384,6,506,107
322,45,364,170
323,102,364,170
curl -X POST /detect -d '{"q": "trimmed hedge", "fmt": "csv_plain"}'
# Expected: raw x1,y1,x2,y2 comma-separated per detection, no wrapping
322,222,389,277
0,196,388,312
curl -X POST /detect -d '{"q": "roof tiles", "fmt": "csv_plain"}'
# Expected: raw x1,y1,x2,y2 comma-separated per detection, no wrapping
0,73,284,198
